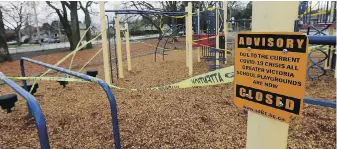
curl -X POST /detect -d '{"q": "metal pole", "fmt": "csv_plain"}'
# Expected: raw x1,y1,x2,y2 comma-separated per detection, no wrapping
32,1,41,45
58,20,62,41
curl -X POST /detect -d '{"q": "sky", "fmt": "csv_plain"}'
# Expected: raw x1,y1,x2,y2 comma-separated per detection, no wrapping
0,1,122,30
0,1,329,31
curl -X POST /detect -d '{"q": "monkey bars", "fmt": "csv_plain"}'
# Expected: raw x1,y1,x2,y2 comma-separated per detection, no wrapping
20,57,121,149
0,72,50,149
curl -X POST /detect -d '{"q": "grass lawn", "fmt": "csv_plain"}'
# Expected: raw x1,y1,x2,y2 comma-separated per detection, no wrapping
8,44,36,48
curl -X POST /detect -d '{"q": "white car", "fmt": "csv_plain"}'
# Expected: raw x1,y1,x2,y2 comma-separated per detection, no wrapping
7,41,17,45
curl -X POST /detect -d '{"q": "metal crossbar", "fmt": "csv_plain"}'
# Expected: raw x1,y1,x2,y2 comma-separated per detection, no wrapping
308,35,336,45
304,97,336,108
20,57,121,149
0,72,50,149
105,9,187,16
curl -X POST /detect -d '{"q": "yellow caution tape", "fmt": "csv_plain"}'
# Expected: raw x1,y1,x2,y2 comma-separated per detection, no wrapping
298,2,331,19
142,65,234,91
69,26,94,71
193,35,217,42
29,22,106,93
298,2,319,19
108,65,234,91
77,48,103,73
309,45,335,52
193,41,232,53
9,65,235,91
9,77,89,82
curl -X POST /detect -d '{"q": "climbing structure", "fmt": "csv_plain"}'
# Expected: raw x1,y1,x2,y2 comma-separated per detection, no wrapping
297,1,337,79
154,24,186,62
193,7,227,71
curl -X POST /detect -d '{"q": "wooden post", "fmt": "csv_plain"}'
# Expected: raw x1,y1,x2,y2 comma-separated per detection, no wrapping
215,5,220,67
125,23,131,71
32,2,41,45
188,2,193,76
246,2,299,149
197,9,201,62
99,2,112,84
185,7,189,67
325,1,335,69
114,4,124,78
223,1,228,65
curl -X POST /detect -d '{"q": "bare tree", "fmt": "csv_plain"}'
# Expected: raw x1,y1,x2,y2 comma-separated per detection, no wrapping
79,1,97,49
1,2,30,46
0,6,11,62
46,1,80,51
125,1,164,36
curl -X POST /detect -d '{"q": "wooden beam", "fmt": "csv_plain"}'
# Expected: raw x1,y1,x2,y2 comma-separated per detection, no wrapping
215,5,220,67
197,9,201,62
114,4,124,78
99,2,112,84
246,2,299,149
125,23,132,71
185,6,189,67
188,2,193,76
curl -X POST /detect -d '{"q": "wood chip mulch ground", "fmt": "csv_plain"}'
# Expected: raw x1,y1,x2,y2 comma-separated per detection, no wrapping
0,40,335,149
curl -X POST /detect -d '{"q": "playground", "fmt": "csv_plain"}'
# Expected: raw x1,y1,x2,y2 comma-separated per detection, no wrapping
0,1,336,149
0,46,335,148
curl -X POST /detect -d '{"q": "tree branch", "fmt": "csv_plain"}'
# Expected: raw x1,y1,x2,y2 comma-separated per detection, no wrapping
79,1,85,11
61,1,71,9
3,18,16,29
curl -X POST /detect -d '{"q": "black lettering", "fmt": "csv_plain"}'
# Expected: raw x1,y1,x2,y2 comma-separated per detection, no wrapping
235,84,301,114
237,34,307,53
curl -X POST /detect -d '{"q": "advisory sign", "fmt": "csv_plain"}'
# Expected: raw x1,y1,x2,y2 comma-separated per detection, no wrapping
233,32,308,123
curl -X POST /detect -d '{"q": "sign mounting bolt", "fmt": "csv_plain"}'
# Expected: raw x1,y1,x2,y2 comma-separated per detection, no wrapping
279,101,284,107
247,47,251,50
283,49,288,53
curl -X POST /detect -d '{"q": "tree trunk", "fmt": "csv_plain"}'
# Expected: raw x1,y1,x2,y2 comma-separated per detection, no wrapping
15,31,21,46
0,9,11,62
14,30,22,46
84,11,92,49
70,2,80,50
